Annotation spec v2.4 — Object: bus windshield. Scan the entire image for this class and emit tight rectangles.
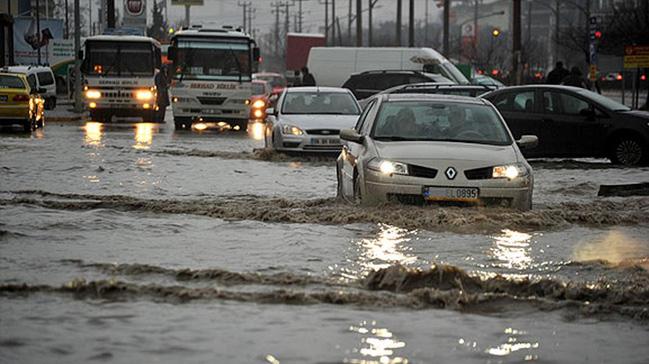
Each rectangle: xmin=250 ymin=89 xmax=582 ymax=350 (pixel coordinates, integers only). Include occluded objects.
xmin=86 ymin=41 xmax=154 ymax=77
xmin=174 ymin=38 xmax=251 ymax=81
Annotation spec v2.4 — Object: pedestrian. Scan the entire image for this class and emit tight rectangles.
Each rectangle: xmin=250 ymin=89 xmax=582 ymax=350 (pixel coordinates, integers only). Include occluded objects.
xmin=154 ymin=65 xmax=170 ymax=122
xmin=561 ymin=66 xmax=588 ymax=89
xmin=301 ymin=66 xmax=316 ymax=86
xmin=545 ymin=61 xmax=570 ymax=84
xmin=292 ymin=70 xmax=302 ymax=86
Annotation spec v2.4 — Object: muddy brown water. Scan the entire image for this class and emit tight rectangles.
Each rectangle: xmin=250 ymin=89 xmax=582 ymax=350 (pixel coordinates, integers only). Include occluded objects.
xmin=1 ymin=119 xmax=649 ymax=363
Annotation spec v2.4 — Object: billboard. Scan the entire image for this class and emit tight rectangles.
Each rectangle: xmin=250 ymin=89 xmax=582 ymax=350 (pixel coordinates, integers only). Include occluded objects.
xmin=13 ymin=17 xmax=72 ymax=66
xmin=123 ymin=0 xmax=147 ymax=32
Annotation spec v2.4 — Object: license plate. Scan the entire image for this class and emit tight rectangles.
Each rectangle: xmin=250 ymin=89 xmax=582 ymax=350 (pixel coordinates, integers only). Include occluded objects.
xmin=423 ymin=186 xmax=480 ymax=202
xmin=0 ymin=95 xmax=7 ymax=102
xmin=312 ymin=137 xmax=340 ymax=145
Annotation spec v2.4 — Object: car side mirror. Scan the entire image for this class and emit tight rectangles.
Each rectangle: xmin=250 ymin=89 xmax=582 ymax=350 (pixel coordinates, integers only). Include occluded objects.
xmin=266 ymin=107 xmax=276 ymax=116
xmin=340 ymin=128 xmax=364 ymax=144
xmin=516 ymin=135 xmax=538 ymax=150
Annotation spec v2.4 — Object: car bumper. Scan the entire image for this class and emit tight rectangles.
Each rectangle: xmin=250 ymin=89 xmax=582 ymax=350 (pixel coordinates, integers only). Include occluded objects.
xmin=0 ymin=106 xmax=30 ymax=124
xmin=363 ymin=170 xmax=533 ymax=210
xmin=275 ymin=134 xmax=343 ymax=153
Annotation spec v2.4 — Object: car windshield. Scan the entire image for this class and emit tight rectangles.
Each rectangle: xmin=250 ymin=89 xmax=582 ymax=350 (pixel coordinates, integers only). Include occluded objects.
xmin=174 ymin=38 xmax=251 ymax=81
xmin=256 ymin=75 xmax=286 ymax=88
xmin=86 ymin=41 xmax=154 ymax=76
xmin=0 ymin=75 xmax=26 ymax=89
xmin=575 ymin=89 xmax=631 ymax=111
xmin=282 ymin=92 xmax=360 ymax=115
xmin=372 ymin=101 xmax=512 ymax=145
xmin=252 ymin=83 xmax=266 ymax=95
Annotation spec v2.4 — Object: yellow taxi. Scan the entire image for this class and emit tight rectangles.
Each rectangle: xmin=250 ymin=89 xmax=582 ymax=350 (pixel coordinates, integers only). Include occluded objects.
xmin=0 ymin=71 xmax=45 ymax=132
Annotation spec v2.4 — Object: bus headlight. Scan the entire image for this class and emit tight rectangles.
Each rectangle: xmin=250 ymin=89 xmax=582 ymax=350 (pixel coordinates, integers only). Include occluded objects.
xmin=135 ymin=89 xmax=154 ymax=101
xmin=85 ymin=89 xmax=101 ymax=99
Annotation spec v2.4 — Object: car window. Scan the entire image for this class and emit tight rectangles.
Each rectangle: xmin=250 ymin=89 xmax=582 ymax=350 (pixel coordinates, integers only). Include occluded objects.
xmin=558 ymin=92 xmax=590 ymax=115
xmin=355 ymin=99 xmax=376 ymax=132
xmin=26 ymin=74 xmax=37 ymax=90
xmin=493 ymin=91 xmax=535 ymax=112
xmin=0 ymin=75 xmax=26 ymax=89
xmin=360 ymin=100 xmax=380 ymax=135
xmin=542 ymin=91 xmax=559 ymax=113
xmin=37 ymin=71 xmax=54 ymax=86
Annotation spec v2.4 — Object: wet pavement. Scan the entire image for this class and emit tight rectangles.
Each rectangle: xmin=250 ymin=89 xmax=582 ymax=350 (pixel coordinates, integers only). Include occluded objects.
xmin=1 ymin=113 xmax=649 ymax=363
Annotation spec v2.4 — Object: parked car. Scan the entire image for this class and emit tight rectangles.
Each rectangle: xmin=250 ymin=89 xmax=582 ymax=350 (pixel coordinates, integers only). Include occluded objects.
xmin=482 ymin=85 xmax=649 ymax=165
xmin=342 ymin=70 xmax=453 ymax=100
xmin=265 ymin=87 xmax=361 ymax=153
xmin=471 ymin=74 xmax=505 ymax=88
xmin=307 ymin=47 xmax=470 ymax=87
xmin=336 ymin=94 xmax=537 ymax=210
xmin=0 ymin=71 xmax=45 ymax=132
xmin=358 ymin=83 xmax=494 ymax=108
xmin=5 ymin=65 xmax=57 ymax=109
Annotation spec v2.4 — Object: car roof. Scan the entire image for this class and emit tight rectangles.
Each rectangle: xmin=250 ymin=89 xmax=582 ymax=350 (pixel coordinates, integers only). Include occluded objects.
xmin=384 ymin=93 xmax=488 ymax=105
xmin=0 ymin=71 xmax=27 ymax=78
xmin=286 ymin=86 xmax=352 ymax=93
xmin=351 ymin=69 xmax=425 ymax=77
xmin=486 ymin=84 xmax=586 ymax=92
xmin=4 ymin=65 xmax=52 ymax=73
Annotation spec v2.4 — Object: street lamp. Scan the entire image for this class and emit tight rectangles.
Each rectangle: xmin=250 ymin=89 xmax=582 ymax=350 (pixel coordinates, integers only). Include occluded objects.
xmin=458 ymin=10 xmax=505 ymax=61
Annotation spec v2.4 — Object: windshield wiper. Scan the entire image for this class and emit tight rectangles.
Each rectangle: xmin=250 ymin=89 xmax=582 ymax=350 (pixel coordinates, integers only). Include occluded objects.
xmin=178 ymin=47 xmax=195 ymax=83
xmin=373 ymin=136 xmax=417 ymax=141
xmin=227 ymin=47 xmax=243 ymax=84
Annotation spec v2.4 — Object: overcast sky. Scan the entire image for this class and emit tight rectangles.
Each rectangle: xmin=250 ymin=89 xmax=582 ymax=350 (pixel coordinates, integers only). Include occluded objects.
xmin=158 ymin=0 xmax=444 ymax=33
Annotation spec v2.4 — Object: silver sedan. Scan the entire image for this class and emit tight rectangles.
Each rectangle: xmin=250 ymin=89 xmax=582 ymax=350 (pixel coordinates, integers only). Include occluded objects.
xmin=336 ymin=94 xmax=538 ymax=210
xmin=265 ymin=87 xmax=361 ymax=153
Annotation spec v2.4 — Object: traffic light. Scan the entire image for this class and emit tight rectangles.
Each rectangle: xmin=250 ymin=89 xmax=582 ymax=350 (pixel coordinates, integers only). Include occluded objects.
xmin=594 ymin=30 xmax=602 ymax=39
xmin=491 ymin=28 xmax=501 ymax=37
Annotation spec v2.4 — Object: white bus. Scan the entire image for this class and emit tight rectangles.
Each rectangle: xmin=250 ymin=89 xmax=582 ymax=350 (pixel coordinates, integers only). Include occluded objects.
xmin=81 ymin=35 xmax=162 ymax=122
xmin=168 ymin=26 xmax=260 ymax=129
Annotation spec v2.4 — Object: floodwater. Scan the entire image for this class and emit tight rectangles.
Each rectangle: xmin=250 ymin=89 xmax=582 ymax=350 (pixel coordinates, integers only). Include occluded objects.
xmin=1 ymin=116 xmax=648 ymax=363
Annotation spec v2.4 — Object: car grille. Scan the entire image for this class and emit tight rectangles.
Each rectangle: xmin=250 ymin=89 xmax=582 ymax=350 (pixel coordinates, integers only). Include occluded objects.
xmin=197 ymin=97 xmax=227 ymax=105
xmin=464 ymin=166 xmax=492 ymax=180
xmin=102 ymin=90 xmax=135 ymax=98
xmin=302 ymin=144 xmax=342 ymax=151
xmin=408 ymin=164 xmax=438 ymax=179
xmin=306 ymin=129 xmax=340 ymax=135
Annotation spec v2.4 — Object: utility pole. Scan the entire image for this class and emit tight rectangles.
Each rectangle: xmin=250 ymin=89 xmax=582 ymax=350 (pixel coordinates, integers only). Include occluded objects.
xmin=331 ymin=0 xmax=336 ymax=45
xmin=408 ymin=0 xmax=414 ymax=47
xmin=36 ymin=0 xmax=41 ymax=64
xmin=554 ymin=0 xmax=560 ymax=65
xmin=88 ymin=0 xmax=92 ymax=35
xmin=348 ymin=0 xmax=352 ymax=45
xmin=185 ymin=5 xmax=190 ymax=27
xmin=424 ymin=0 xmax=429 ymax=45
xmin=396 ymin=0 xmax=402 ymax=46
xmin=74 ymin=0 xmax=82 ymax=113
xmin=238 ymin=2 xmax=250 ymax=32
xmin=248 ymin=7 xmax=256 ymax=34
xmin=271 ymin=2 xmax=282 ymax=56
xmin=473 ymin=0 xmax=478 ymax=59
xmin=285 ymin=2 xmax=292 ymax=38
xmin=321 ymin=0 xmax=329 ymax=44
xmin=513 ymin=0 xmax=522 ymax=85
xmin=296 ymin=0 xmax=305 ymax=33
xmin=356 ymin=0 xmax=362 ymax=46
xmin=65 ymin=0 xmax=69 ymax=38
xmin=443 ymin=0 xmax=449 ymax=57
xmin=368 ymin=0 xmax=378 ymax=47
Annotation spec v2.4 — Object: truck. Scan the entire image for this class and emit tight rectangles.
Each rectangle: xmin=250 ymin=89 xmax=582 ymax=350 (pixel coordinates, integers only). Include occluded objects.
xmin=306 ymin=47 xmax=470 ymax=87
xmin=167 ymin=26 xmax=260 ymax=130
xmin=81 ymin=35 xmax=162 ymax=122
xmin=286 ymin=32 xmax=326 ymax=73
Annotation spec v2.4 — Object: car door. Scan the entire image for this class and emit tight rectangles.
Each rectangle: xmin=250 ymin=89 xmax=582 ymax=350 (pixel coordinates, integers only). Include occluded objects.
xmin=489 ymin=89 xmax=545 ymax=156
xmin=544 ymin=89 xmax=608 ymax=157
xmin=341 ymin=98 xmax=378 ymax=198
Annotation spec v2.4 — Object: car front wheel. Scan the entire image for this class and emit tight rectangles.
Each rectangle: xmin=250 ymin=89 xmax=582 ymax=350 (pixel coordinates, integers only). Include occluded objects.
xmin=610 ymin=136 xmax=647 ymax=166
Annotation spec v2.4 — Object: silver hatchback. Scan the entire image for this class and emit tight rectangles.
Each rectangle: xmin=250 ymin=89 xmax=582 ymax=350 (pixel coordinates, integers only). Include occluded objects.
xmin=336 ymin=94 xmax=538 ymax=210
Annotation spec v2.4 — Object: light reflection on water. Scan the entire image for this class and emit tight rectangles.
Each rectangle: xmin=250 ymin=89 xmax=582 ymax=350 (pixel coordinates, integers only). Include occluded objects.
xmin=458 ymin=327 xmax=540 ymax=361
xmin=248 ymin=121 xmax=265 ymax=141
xmin=83 ymin=122 xmax=103 ymax=147
xmin=340 ymin=224 xmax=418 ymax=280
xmin=489 ymin=229 xmax=533 ymax=270
xmin=346 ymin=321 xmax=409 ymax=364
xmin=133 ymin=123 xmax=157 ymax=150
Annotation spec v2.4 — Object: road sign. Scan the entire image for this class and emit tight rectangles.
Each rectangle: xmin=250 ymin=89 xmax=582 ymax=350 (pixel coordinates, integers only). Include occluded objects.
xmin=624 ymin=45 xmax=649 ymax=69
xmin=171 ymin=0 xmax=204 ymax=5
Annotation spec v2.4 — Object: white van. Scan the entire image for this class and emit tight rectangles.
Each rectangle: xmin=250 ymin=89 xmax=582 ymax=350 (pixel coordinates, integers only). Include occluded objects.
xmin=306 ymin=47 xmax=469 ymax=87
xmin=6 ymin=66 xmax=57 ymax=109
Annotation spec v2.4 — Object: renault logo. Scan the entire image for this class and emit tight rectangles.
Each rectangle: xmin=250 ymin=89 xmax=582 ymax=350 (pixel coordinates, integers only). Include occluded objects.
xmin=445 ymin=167 xmax=457 ymax=180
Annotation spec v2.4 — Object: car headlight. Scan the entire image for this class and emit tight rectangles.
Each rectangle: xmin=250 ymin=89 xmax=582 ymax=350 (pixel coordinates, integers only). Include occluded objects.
xmin=281 ymin=124 xmax=305 ymax=136
xmin=492 ymin=163 xmax=528 ymax=179
xmin=135 ymin=89 xmax=154 ymax=101
xmin=367 ymin=158 xmax=409 ymax=176
xmin=85 ymin=89 xmax=101 ymax=99
xmin=251 ymin=99 xmax=266 ymax=109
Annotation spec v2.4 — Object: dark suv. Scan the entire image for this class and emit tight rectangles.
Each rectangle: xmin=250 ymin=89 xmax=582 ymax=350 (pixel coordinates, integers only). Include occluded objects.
xmin=342 ymin=70 xmax=453 ymax=100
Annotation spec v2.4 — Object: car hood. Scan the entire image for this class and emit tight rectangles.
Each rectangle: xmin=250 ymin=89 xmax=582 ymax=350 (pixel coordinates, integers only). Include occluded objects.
xmin=278 ymin=114 xmax=360 ymax=130
xmin=374 ymin=141 xmax=520 ymax=167
xmin=619 ymin=110 xmax=649 ymax=120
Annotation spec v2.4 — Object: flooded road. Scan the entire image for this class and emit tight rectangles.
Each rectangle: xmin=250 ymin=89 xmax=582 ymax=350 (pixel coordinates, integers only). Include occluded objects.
xmin=1 ymin=118 xmax=649 ymax=363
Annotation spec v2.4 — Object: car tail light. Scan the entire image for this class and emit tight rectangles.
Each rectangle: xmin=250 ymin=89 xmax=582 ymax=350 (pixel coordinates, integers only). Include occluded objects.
xmin=13 ymin=94 xmax=30 ymax=102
